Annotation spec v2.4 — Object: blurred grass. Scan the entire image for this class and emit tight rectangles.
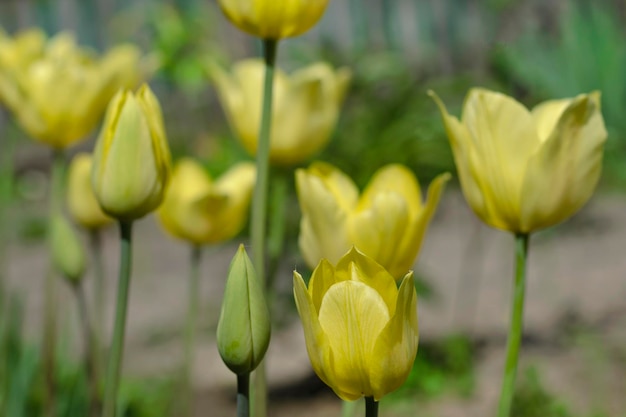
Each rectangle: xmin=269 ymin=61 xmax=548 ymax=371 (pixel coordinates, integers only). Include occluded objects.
xmin=0 ymin=290 xmax=176 ymax=417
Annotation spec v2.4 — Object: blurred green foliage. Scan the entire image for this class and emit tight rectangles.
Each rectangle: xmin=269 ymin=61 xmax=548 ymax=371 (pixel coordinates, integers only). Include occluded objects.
xmin=511 ymin=368 xmax=572 ymax=417
xmin=494 ymin=1 xmax=626 ymax=187
xmin=511 ymin=367 xmax=609 ymax=417
xmin=0 ymin=292 xmax=175 ymax=417
xmin=388 ymin=334 xmax=476 ymax=401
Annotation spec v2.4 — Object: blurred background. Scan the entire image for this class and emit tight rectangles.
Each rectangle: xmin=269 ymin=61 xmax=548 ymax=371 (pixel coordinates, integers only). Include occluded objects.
xmin=2 ymin=0 xmax=626 ymax=416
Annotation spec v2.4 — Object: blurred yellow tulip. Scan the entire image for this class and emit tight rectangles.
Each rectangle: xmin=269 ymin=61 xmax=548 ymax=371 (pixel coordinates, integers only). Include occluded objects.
xmin=293 ymin=247 xmax=418 ymax=401
xmin=210 ymin=59 xmax=351 ymax=165
xmin=157 ymin=158 xmax=256 ymax=245
xmin=67 ymin=153 xmax=112 ymax=230
xmin=296 ymin=162 xmax=449 ymax=279
xmin=91 ymin=85 xmax=171 ymax=221
xmin=430 ymin=88 xmax=607 ymax=233
xmin=0 ymin=30 xmax=152 ymax=149
xmin=218 ymin=0 xmax=330 ymax=40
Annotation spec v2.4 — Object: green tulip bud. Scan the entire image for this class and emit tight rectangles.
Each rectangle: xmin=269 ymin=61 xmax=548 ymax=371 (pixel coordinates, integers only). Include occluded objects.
xmin=217 ymin=244 xmax=271 ymax=375
xmin=50 ymin=214 xmax=86 ymax=284
xmin=91 ymin=84 xmax=171 ymax=220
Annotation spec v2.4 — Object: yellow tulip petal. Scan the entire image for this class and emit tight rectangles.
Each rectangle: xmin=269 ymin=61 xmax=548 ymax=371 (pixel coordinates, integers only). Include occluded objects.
xmin=318 ymin=280 xmax=390 ymax=400
xmin=335 ymin=248 xmax=398 ymax=314
xmin=67 ymin=153 xmax=112 ymax=230
xmin=429 ymin=91 xmax=494 ymax=227
xmin=296 ymin=163 xmax=357 ymax=267
xmin=307 ymin=162 xmax=359 ymax=209
xmin=531 ymin=97 xmax=574 ymax=142
xmin=293 ymin=271 xmax=336 ymax=390
xmin=370 ymin=273 xmax=418 ymax=400
xmin=360 ymin=165 xmax=422 ymax=212
xmin=219 ymin=0 xmax=330 ymax=39
xmin=461 ymin=88 xmax=541 ymax=228
xmin=395 ymin=172 xmax=450 ymax=274
xmin=349 ymin=191 xmax=409 ymax=277
xmin=308 ymin=259 xmax=338 ymax=312
xmin=520 ymin=92 xmax=607 ymax=232
xmin=157 ymin=158 xmax=213 ymax=243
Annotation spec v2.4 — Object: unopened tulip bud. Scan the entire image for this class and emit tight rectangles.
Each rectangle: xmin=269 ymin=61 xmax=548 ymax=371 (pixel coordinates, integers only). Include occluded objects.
xmin=50 ymin=214 xmax=86 ymax=284
xmin=217 ymin=244 xmax=271 ymax=375
xmin=91 ymin=84 xmax=171 ymax=220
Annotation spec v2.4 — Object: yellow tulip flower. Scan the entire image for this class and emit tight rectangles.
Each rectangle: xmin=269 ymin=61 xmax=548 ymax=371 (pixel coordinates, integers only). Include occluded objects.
xmin=293 ymin=247 xmax=418 ymax=401
xmin=91 ymin=85 xmax=171 ymax=221
xmin=67 ymin=153 xmax=112 ymax=230
xmin=157 ymin=158 xmax=256 ymax=245
xmin=430 ymin=88 xmax=607 ymax=233
xmin=296 ymin=162 xmax=449 ymax=279
xmin=218 ymin=0 xmax=330 ymax=40
xmin=0 ymin=30 xmax=150 ymax=149
xmin=210 ymin=59 xmax=351 ymax=165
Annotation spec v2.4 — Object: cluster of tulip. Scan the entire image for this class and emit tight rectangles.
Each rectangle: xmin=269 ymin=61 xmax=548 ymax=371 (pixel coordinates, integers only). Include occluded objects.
xmin=0 ymin=1 xmax=608 ymax=417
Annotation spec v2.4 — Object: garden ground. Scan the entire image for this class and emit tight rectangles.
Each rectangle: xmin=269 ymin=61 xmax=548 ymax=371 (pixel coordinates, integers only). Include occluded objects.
xmin=7 ymin=189 xmax=626 ymax=417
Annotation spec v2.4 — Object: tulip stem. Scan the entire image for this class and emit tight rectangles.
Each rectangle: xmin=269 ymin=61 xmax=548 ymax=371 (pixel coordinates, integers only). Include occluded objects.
xmin=89 ymin=230 xmax=106 ymax=378
xmin=237 ymin=373 xmax=250 ymax=417
xmin=182 ymin=245 xmax=202 ymax=417
xmin=72 ymin=282 xmax=100 ymax=417
xmin=249 ymin=38 xmax=278 ymax=417
xmin=0 ymin=127 xmax=15 ymax=295
xmin=364 ymin=397 xmax=378 ymax=417
xmin=497 ymin=232 xmax=530 ymax=417
xmin=341 ymin=400 xmax=358 ymax=417
xmin=103 ymin=220 xmax=134 ymax=417
xmin=266 ymin=170 xmax=288 ymax=293
xmin=44 ymin=148 xmax=66 ymax=417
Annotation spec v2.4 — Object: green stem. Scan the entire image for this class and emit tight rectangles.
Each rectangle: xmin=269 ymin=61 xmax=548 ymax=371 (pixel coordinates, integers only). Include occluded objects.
xmin=44 ymin=149 xmax=66 ymax=417
xmin=249 ymin=38 xmax=278 ymax=417
xmin=497 ymin=233 xmax=530 ymax=417
xmin=266 ymin=170 xmax=288 ymax=294
xmin=102 ymin=221 xmax=134 ymax=417
xmin=364 ymin=397 xmax=378 ymax=417
xmin=89 ymin=230 xmax=106 ymax=380
xmin=73 ymin=283 xmax=100 ymax=417
xmin=341 ymin=400 xmax=358 ymax=417
xmin=0 ymin=128 xmax=16 ymax=295
xmin=237 ymin=373 xmax=250 ymax=417
xmin=182 ymin=245 xmax=202 ymax=417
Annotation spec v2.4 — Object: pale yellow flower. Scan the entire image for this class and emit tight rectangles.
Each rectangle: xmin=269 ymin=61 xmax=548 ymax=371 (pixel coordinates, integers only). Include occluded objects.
xmin=296 ymin=162 xmax=449 ymax=278
xmin=218 ymin=0 xmax=330 ymax=39
xmin=91 ymin=85 xmax=171 ymax=220
xmin=430 ymin=88 xmax=607 ymax=233
xmin=0 ymin=30 xmax=150 ymax=149
xmin=66 ymin=153 xmax=112 ymax=230
xmin=293 ymin=248 xmax=418 ymax=401
xmin=157 ymin=158 xmax=256 ymax=245
xmin=210 ymin=59 xmax=351 ymax=165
